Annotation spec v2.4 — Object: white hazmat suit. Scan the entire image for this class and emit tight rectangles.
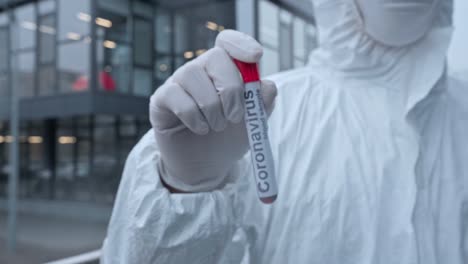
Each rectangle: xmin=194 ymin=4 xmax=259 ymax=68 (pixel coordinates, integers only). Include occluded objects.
xmin=102 ymin=0 xmax=468 ymax=263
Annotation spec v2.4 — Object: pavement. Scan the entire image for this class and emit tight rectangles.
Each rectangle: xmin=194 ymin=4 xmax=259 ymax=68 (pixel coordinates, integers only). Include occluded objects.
xmin=0 ymin=211 xmax=108 ymax=264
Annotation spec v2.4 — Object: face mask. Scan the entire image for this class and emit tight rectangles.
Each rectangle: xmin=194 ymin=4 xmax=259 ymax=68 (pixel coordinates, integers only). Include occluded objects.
xmin=354 ymin=0 xmax=440 ymax=46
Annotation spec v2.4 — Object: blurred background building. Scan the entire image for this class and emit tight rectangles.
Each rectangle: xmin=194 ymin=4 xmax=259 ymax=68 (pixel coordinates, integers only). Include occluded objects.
xmin=0 ymin=0 xmax=316 ymax=262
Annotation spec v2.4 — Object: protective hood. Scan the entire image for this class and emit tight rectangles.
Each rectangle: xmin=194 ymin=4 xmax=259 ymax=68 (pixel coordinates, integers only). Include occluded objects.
xmin=309 ymin=0 xmax=453 ymax=114
xmin=355 ymin=0 xmax=442 ymax=47
xmin=310 ymin=0 xmax=453 ymax=49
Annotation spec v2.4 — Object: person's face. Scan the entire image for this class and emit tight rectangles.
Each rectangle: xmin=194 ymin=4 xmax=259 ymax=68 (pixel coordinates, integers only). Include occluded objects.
xmin=355 ymin=0 xmax=440 ymax=46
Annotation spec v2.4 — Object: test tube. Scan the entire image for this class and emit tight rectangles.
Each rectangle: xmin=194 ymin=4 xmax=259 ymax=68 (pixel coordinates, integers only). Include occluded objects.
xmin=233 ymin=59 xmax=278 ymax=204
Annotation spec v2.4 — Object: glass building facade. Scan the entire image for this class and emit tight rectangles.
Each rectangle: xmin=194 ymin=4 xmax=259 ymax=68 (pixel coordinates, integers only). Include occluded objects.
xmin=0 ymin=0 xmax=315 ymax=207
xmin=0 ymin=0 xmax=315 ymax=262
xmin=258 ymin=0 xmax=316 ymax=75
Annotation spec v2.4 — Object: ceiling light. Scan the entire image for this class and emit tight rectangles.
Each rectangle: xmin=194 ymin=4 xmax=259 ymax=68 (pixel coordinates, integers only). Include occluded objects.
xmin=77 ymin=12 xmax=91 ymax=22
xmin=28 ymin=136 xmax=43 ymax=144
xmin=159 ymin=64 xmax=168 ymax=72
xmin=205 ymin=21 xmax=218 ymax=31
xmin=103 ymin=40 xmax=116 ymax=49
xmin=20 ymin=21 xmax=36 ymax=31
xmin=67 ymin=32 xmax=81 ymax=40
xmin=58 ymin=136 xmax=77 ymax=144
xmin=184 ymin=51 xmax=194 ymax=59
xmin=39 ymin=25 xmax=56 ymax=35
xmin=95 ymin=17 xmax=112 ymax=28
xmin=196 ymin=49 xmax=206 ymax=56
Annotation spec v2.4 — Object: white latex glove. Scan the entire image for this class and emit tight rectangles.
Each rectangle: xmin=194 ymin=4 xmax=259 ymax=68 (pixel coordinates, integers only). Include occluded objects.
xmin=149 ymin=30 xmax=277 ymax=193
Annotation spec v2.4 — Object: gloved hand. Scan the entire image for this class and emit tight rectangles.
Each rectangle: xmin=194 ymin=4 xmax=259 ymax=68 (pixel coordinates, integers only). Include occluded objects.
xmin=149 ymin=30 xmax=277 ymax=193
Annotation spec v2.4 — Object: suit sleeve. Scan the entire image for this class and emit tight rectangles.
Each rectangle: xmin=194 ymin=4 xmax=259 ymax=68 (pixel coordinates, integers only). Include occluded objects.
xmin=101 ymin=130 xmax=260 ymax=264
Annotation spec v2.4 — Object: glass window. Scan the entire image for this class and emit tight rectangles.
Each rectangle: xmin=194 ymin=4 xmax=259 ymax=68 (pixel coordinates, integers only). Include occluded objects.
xmin=98 ymin=0 xmax=129 ymax=16
xmin=27 ymin=125 xmax=45 ymax=190
xmin=175 ymin=56 xmax=185 ymax=70
xmin=38 ymin=65 xmax=55 ymax=95
xmin=174 ymin=15 xmax=188 ymax=54
xmin=0 ymin=74 xmax=7 ymax=96
xmin=293 ymin=18 xmax=306 ymax=60
xmin=97 ymin=40 xmax=131 ymax=93
xmin=154 ymin=8 xmax=172 ymax=86
xmin=17 ymin=52 xmax=36 ymax=97
xmin=74 ymin=138 xmax=91 ymax=201
xmin=134 ymin=1 xmax=153 ymax=19
xmin=172 ymin=1 xmax=235 ymax=59
xmin=154 ymin=9 xmax=171 ymax=54
xmin=58 ymin=41 xmax=90 ymax=93
xmin=93 ymin=115 xmax=118 ymax=203
xmin=76 ymin=116 xmax=91 ymax=138
xmin=134 ymin=18 xmax=152 ymax=66
xmin=0 ymin=26 xmax=8 ymax=73
xmin=0 ymin=121 xmax=8 ymax=197
xmin=279 ymin=25 xmax=293 ymax=70
xmin=39 ymin=14 xmax=56 ymax=64
xmin=137 ymin=116 xmax=151 ymax=138
xmin=259 ymin=0 xmax=279 ymax=48
xmin=261 ymin=47 xmax=279 ymax=76
xmin=96 ymin=9 xmax=130 ymax=43
xmin=15 ymin=4 xmax=36 ymax=50
xmin=187 ymin=2 xmax=233 ymax=51
xmin=56 ymin=119 xmax=76 ymax=200
xmin=160 ymin=1 xmax=235 ymax=73
xmin=305 ymin=25 xmax=317 ymax=57
xmin=155 ymin=55 xmax=171 ymax=86
xmin=279 ymin=10 xmax=293 ymax=71
xmin=0 ymin=12 xmax=8 ymax=26
xmin=279 ymin=9 xmax=293 ymax=24
xmin=95 ymin=115 xmax=115 ymax=124
xmin=39 ymin=0 xmax=55 ymax=14
xmin=119 ymin=116 xmax=137 ymax=137
xmin=38 ymin=10 xmax=56 ymax=96
xmin=133 ymin=68 xmax=152 ymax=96
xmin=58 ymin=0 xmax=90 ymax=41
xmin=95 ymin=8 xmax=131 ymax=93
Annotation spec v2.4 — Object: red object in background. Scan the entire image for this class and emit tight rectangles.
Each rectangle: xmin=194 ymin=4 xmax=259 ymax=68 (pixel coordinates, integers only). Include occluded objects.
xmin=72 ymin=71 xmax=116 ymax=92
xmin=100 ymin=71 xmax=116 ymax=91
xmin=72 ymin=75 xmax=89 ymax=91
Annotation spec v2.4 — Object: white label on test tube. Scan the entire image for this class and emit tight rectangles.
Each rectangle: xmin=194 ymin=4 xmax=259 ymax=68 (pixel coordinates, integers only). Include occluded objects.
xmin=232 ymin=59 xmax=278 ymax=204
xmin=244 ymin=81 xmax=278 ymax=203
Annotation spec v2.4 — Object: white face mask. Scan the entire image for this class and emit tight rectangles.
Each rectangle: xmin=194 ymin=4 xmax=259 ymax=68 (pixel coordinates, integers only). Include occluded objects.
xmin=354 ymin=0 xmax=440 ymax=46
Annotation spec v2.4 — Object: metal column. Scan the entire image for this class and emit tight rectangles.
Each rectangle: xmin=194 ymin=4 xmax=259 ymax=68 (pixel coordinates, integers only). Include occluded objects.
xmin=235 ymin=0 xmax=258 ymax=38
xmin=7 ymin=4 xmax=19 ymax=252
